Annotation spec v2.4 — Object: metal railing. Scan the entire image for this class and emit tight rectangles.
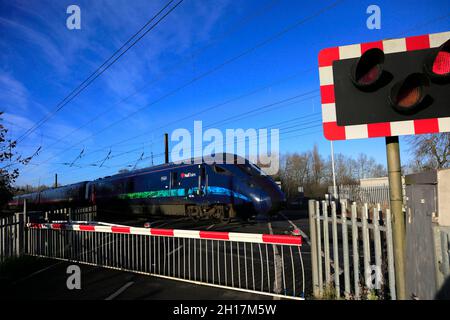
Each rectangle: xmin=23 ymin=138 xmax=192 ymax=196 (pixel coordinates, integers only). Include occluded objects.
xmin=43 ymin=206 xmax=97 ymax=222
xmin=26 ymin=222 xmax=305 ymax=299
xmin=328 ymin=185 xmax=391 ymax=205
xmin=308 ymin=200 xmax=396 ymax=300
xmin=0 ymin=215 xmax=21 ymax=263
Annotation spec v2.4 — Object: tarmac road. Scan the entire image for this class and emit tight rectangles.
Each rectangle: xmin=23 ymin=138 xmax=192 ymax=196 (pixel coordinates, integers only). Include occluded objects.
xmin=2 ymin=257 xmax=271 ymax=300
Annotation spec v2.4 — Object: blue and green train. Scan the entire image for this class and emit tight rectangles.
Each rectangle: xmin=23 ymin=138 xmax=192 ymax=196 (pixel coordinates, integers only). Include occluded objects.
xmin=9 ymin=154 xmax=285 ymax=220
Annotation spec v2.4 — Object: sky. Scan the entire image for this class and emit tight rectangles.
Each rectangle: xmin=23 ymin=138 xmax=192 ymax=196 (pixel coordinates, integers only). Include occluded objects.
xmin=0 ymin=0 xmax=449 ymax=187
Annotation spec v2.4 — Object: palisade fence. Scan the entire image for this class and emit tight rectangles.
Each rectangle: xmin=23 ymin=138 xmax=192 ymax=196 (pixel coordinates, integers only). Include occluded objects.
xmin=1 ymin=206 xmax=96 ymax=263
xmin=43 ymin=206 xmax=97 ymax=223
xmin=308 ymin=200 xmax=396 ymax=300
xmin=2 ymin=204 xmax=305 ymax=300
xmin=0 ymin=215 xmax=22 ymax=263
xmin=327 ymin=185 xmax=391 ymax=205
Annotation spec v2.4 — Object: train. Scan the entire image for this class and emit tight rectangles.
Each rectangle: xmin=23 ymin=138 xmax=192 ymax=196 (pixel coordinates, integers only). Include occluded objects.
xmin=8 ymin=154 xmax=286 ymax=220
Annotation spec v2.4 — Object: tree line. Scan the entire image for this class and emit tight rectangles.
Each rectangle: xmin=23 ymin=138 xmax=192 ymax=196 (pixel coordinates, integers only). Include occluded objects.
xmin=272 ymin=145 xmax=387 ymax=199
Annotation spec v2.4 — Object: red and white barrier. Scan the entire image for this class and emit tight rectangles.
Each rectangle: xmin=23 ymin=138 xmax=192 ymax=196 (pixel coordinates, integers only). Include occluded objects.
xmin=27 ymin=222 xmax=302 ymax=246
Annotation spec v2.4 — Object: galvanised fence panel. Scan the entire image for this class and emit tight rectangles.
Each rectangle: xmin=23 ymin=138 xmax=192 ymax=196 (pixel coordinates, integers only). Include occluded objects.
xmin=26 ymin=222 xmax=305 ymax=300
xmin=308 ymin=200 xmax=396 ymax=300
xmin=0 ymin=215 xmax=21 ymax=263
xmin=328 ymin=185 xmax=391 ymax=205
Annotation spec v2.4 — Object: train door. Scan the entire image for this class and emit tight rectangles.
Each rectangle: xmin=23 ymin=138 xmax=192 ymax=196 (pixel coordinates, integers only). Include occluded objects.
xmin=198 ymin=164 xmax=207 ymax=196
xmin=170 ymin=171 xmax=180 ymax=200
xmin=90 ymin=184 xmax=96 ymax=205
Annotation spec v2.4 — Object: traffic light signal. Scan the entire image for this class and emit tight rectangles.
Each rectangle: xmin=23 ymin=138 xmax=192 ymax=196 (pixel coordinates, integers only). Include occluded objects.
xmin=318 ymin=31 xmax=450 ymax=140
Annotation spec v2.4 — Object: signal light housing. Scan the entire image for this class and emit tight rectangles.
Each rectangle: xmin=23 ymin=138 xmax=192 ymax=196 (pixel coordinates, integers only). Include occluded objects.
xmin=318 ymin=31 xmax=450 ymax=141
xmin=424 ymin=38 xmax=450 ymax=82
xmin=389 ymin=73 xmax=429 ymax=114
xmin=350 ymin=48 xmax=385 ymax=90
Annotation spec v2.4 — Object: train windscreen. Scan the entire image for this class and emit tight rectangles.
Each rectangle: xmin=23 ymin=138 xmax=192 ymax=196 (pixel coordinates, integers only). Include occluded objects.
xmin=237 ymin=163 xmax=266 ymax=176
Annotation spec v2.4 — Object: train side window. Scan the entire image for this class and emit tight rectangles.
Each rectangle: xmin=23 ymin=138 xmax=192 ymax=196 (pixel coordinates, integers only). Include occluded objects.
xmin=126 ymin=179 xmax=134 ymax=193
xmin=213 ymin=165 xmax=230 ymax=175
xmin=237 ymin=164 xmax=252 ymax=176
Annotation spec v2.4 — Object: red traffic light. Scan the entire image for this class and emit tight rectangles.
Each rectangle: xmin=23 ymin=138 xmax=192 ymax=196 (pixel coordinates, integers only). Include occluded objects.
xmin=389 ymin=73 xmax=429 ymax=113
xmin=351 ymin=48 xmax=385 ymax=89
xmin=424 ymin=38 xmax=450 ymax=81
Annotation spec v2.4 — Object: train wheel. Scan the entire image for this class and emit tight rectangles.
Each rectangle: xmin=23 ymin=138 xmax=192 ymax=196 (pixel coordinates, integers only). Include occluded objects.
xmin=186 ymin=205 xmax=201 ymax=221
xmin=210 ymin=205 xmax=224 ymax=221
xmin=221 ymin=205 xmax=235 ymax=223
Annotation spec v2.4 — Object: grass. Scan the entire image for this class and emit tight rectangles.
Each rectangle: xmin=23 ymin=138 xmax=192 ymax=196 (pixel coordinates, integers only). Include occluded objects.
xmin=313 ymin=283 xmax=340 ymax=300
xmin=312 ymin=282 xmax=384 ymax=300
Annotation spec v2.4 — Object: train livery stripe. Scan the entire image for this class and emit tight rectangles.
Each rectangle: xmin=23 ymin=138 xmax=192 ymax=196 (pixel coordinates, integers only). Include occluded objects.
xmin=26 ymin=223 xmax=302 ymax=246
xmin=117 ymin=186 xmax=250 ymax=201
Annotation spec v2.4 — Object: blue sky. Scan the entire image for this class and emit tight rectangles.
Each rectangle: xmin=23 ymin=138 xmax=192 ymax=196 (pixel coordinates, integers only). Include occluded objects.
xmin=1 ymin=0 xmax=449 ymax=186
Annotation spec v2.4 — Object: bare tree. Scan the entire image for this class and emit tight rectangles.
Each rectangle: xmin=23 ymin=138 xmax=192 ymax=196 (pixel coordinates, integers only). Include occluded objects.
xmin=332 ymin=153 xmax=358 ymax=185
xmin=14 ymin=184 xmax=50 ymax=195
xmin=355 ymin=153 xmax=387 ymax=179
xmin=0 ymin=112 xmax=35 ymax=207
xmin=279 ymin=152 xmax=311 ymax=198
xmin=308 ymin=144 xmax=328 ymax=197
xmin=277 ymin=147 xmax=386 ymax=200
xmin=407 ymin=133 xmax=450 ymax=171
xmin=310 ymin=144 xmax=325 ymax=185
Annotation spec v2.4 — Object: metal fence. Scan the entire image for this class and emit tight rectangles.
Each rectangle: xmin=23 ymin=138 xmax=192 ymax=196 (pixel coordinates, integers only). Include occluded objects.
xmin=25 ymin=222 xmax=305 ymax=299
xmin=308 ymin=200 xmax=396 ymax=300
xmin=328 ymin=185 xmax=390 ymax=205
xmin=0 ymin=215 xmax=22 ymax=263
xmin=43 ymin=206 xmax=97 ymax=222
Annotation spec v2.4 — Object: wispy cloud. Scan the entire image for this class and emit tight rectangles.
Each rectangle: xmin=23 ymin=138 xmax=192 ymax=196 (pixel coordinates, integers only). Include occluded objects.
xmin=0 ymin=16 xmax=70 ymax=74
xmin=3 ymin=112 xmax=35 ymax=129
xmin=0 ymin=73 xmax=29 ymax=111
xmin=1 ymin=0 xmax=233 ymax=185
